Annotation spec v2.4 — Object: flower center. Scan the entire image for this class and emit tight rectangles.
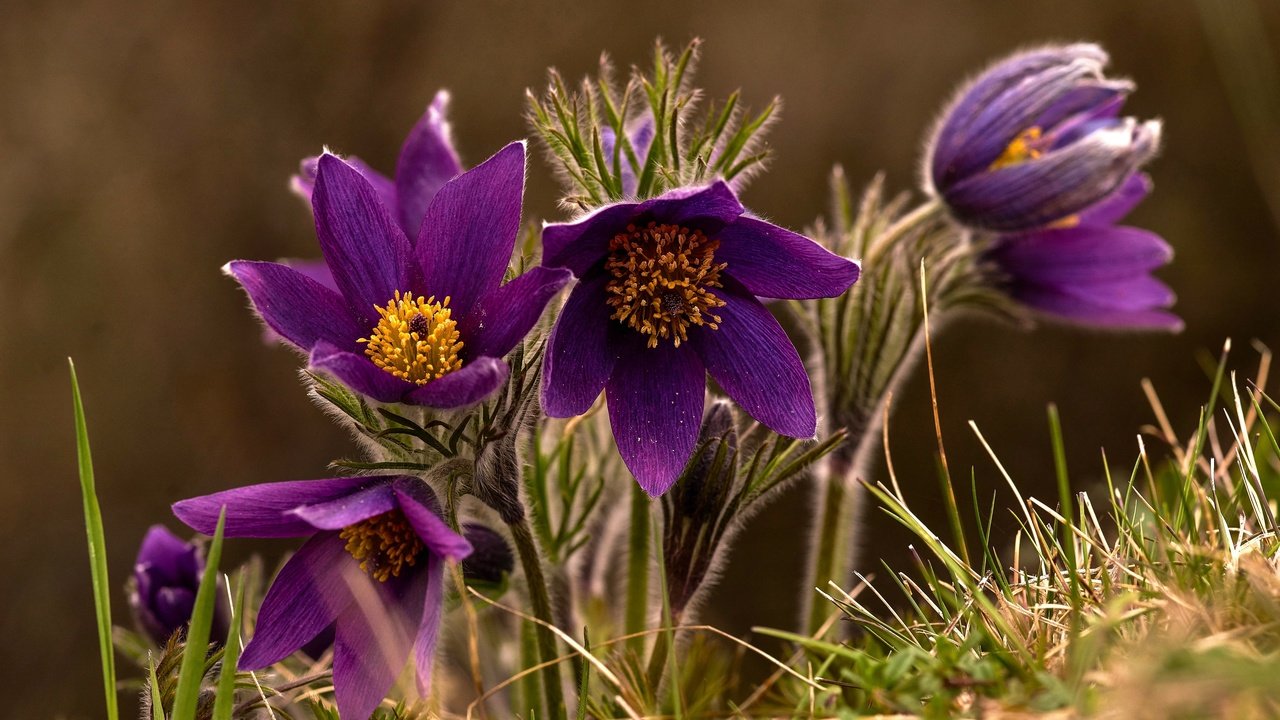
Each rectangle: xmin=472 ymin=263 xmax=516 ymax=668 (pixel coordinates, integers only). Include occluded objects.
xmin=604 ymin=222 xmax=728 ymax=348
xmin=339 ymin=510 xmax=425 ymax=582
xmin=360 ymin=291 xmax=463 ymax=385
xmin=989 ymin=127 xmax=1044 ymax=170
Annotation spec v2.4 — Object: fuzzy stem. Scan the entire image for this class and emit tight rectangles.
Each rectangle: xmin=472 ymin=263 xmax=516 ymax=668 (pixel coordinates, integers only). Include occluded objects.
xmin=508 ymin=516 xmax=565 ymax=715
xmin=624 ymin=482 xmax=651 ymax=657
xmin=798 ymin=199 xmax=950 ymax=637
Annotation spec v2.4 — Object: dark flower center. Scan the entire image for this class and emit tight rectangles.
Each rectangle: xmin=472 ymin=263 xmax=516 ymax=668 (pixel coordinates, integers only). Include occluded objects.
xmin=358 ymin=290 xmax=464 ymax=385
xmin=339 ymin=509 xmax=425 ymax=582
xmin=604 ymin=222 xmax=728 ymax=348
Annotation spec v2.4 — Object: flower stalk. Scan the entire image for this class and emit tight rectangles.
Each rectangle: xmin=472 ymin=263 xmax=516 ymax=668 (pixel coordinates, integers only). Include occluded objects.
xmin=507 ymin=514 xmax=566 ymax=716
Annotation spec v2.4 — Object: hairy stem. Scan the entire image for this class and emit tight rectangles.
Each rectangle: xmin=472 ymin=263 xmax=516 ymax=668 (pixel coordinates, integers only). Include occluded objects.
xmin=508 ymin=516 xmax=566 ymax=715
xmin=624 ymin=482 xmax=651 ymax=657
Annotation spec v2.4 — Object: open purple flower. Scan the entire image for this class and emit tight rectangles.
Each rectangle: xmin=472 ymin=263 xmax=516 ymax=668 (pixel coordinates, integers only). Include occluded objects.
xmin=540 ymin=181 xmax=860 ymax=495
xmin=926 ymin=43 xmax=1161 ymax=232
xmin=129 ymin=525 xmax=228 ymax=645
xmin=987 ymin=173 xmax=1181 ymax=331
xmin=173 ymin=475 xmax=471 ymax=720
xmin=226 ymin=141 xmax=572 ymax=407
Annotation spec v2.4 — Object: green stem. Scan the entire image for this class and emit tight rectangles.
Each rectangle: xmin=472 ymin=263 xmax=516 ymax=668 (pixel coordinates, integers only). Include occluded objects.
xmin=508 ymin=516 xmax=566 ymax=716
xmin=624 ymin=482 xmax=651 ymax=656
xmin=800 ymin=452 xmax=857 ymax=637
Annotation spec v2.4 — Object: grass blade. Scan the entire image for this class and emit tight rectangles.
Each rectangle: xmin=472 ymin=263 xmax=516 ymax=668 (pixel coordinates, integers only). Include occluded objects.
xmin=171 ymin=506 xmax=227 ymax=720
xmin=211 ymin=576 xmax=245 ymax=720
xmin=70 ymin=358 xmax=119 ymax=720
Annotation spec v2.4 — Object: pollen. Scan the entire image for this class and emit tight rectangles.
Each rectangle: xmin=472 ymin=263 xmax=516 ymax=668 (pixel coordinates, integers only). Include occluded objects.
xmin=339 ymin=510 xmax=425 ymax=583
xmin=989 ymin=126 xmax=1044 ymax=170
xmin=604 ymin=222 xmax=728 ymax=349
xmin=359 ymin=291 xmax=464 ymax=385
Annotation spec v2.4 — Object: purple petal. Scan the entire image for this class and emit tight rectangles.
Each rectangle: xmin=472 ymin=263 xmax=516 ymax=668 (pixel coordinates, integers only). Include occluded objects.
xmin=291 ymin=155 xmax=396 ymax=216
xmin=542 ymin=182 xmax=746 ymax=277
xmin=393 ymin=479 xmax=473 ymax=560
xmin=173 ymin=477 xmax=379 ymax=538
xmin=1054 ymin=275 xmax=1175 ymax=311
xmin=415 ymin=141 xmax=525 ymax=316
xmin=239 ymin=533 xmax=356 ymax=669
xmin=312 ymin=154 xmax=413 ymax=326
xmin=643 ymin=181 xmax=746 ymax=229
xmin=290 ymin=481 xmax=398 ymax=530
xmin=715 ymin=217 xmax=860 ymax=299
xmin=692 ymin=281 xmax=816 ymax=438
xmin=332 ymin=563 xmax=427 ymax=720
xmin=135 ymin=525 xmax=195 ymax=580
xmin=276 ymin=258 xmax=339 ymax=292
xmin=944 ymin=119 xmax=1162 ymax=231
xmin=458 ymin=266 xmax=573 ymax=360
xmin=993 ymin=225 xmax=1172 ymax=285
xmin=309 ymin=341 xmax=415 ymax=404
xmin=412 ymin=554 xmax=447 ymax=696
xmin=541 ymin=276 xmax=619 ymax=417
xmin=395 ymin=90 xmax=464 ymax=239
xmin=606 ymin=340 xmax=706 ymax=496
xmin=225 ymin=260 xmax=363 ymax=353
xmin=1016 ymin=286 xmax=1183 ymax=331
xmin=403 ymin=356 xmax=508 ymax=408
xmin=1076 ymin=172 xmax=1151 ymax=226
xmin=542 ymin=202 xmax=643 ymax=276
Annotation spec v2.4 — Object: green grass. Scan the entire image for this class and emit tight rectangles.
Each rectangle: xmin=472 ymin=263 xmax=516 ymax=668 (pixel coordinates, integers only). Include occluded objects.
xmin=70 ymin=358 xmax=119 ymax=720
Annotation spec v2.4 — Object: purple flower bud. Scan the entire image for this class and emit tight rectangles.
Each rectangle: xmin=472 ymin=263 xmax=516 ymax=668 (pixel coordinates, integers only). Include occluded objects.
xmin=460 ymin=523 xmax=514 ymax=588
xmin=128 ymin=525 xmax=228 ymax=645
xmin=926 ymin=44 xmax=1161 ymax=232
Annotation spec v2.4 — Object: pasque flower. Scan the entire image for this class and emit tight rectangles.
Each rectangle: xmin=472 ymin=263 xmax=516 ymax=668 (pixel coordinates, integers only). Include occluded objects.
xmin=173 ymin=475 xmax=471 ymax=720
xmin=129 ymin=525 xmax=228 ymax=645
xmin=926 ymin=43 xmax=1161 ymax=232
xmin=540 ymin=181 xmax=860 ymax=495
xmin=226 ymin=140 xmax=571 ymax=407
xmin=987 ymin=172 xmax=1181 ymax=331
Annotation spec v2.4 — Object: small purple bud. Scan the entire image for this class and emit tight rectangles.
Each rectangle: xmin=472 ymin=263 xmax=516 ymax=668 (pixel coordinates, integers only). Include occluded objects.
xmin=460 ymin=523 xmax=515 ymax=589
xmin=925 ymin=43 xmax=1162 ymax=232
xmin=128 ymin=525 xmax=229 ymax=645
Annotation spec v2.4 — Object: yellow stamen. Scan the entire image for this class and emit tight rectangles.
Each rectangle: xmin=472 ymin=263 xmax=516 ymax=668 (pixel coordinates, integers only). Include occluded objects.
xmin=989 ymin=127 xmax=1044 ymax=170
xmin=339 ymin=510 xmax=425 ymax=583
xmin=604 ymin=222 xmax=728 ymax=349
xmin=359 ymin=291 xmax=463 ymax=384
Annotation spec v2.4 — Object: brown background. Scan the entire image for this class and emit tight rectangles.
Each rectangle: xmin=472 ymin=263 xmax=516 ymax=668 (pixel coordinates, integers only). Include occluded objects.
xmin=2 ymin=1 xmax=1278 ymax=716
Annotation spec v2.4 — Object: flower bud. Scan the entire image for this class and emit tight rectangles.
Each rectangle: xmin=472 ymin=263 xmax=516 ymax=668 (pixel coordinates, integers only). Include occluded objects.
xmin=128 ymin=525 xmax=228 ymax=645
xmin=926 ymin=44 xmax=1161 ymax=232
xmin=460 ymin=523 xmax=515 ymax=590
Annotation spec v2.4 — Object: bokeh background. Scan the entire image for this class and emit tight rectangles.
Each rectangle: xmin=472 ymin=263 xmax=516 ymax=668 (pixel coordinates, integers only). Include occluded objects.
xmin=3 ymin=1 xmax=1278 ymax=716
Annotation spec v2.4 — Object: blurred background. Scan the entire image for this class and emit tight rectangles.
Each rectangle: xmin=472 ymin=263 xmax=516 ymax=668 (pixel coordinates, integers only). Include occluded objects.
xmin=2 ymin=1 xmax=1278 ymax=715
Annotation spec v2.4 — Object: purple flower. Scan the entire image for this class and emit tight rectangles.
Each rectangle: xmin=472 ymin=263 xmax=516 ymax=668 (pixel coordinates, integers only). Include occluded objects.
xmin=987 ymin=173 xmax=1181 ymax=331
xmin=129 ymin=525 xmax=228 ymax=645
xmin=540 ymin=181 xmax=860 ymax=495
xmin=226 ymin=140 xmax=572 ymax=407
xmin=926 ymin=43 xmax=1161 ymax=232
xmin=172 ymin=475 xmax=471 ymax=720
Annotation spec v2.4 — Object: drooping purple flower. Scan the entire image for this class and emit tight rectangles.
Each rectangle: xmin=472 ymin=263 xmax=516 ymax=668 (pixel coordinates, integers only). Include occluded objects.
xmin=987 ymin=172 xmax=1181 ymax=331
xmin=226 ymin=141 xmax=572 ymax=407
xmin=459 ymin=522 xmax=514 ymax=589
xmin=540 ymin=181 xmax=860 ymax=495
xmin=129 ymin=525 xmax=229 ymax=645
xmin=172 ymin=476 xmax=471 ymax=720
xmin=926 ymin=43 xmax=1162 ymax=232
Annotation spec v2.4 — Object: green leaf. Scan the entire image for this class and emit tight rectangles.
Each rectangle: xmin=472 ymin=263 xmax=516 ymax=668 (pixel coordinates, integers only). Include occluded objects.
xmin=70 ymin=358 xmax=119 ymax=720
xmin=211 ymin=576 xmax=245 ymax=720
xmin=171 ymin=507 xmax=226 ymax=720
xmin=149 ymin=655 xmax=166 ymax=720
